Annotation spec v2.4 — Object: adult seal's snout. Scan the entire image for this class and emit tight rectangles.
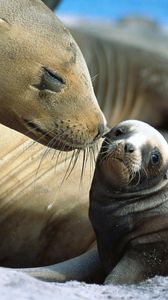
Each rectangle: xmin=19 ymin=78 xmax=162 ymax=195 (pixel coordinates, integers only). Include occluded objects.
xmin=94 ymin=123 xmax=109 ymax=140
xmin=0 ymin=0 xmax=106 ymax=151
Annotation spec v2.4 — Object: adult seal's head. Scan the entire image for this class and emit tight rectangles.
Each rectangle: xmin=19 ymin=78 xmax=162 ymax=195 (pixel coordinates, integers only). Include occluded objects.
xmin=90 ymin=120 xmax=168 ymax=284
xmin=0 ymin=0 xmax=107 ymax=150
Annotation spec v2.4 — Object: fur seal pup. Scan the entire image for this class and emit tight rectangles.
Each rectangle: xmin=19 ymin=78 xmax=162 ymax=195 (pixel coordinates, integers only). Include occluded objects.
xmin=0 ymin=0 xmax=107 ymax=151
xmin=90 ymin=120 xmax=168 ymax=284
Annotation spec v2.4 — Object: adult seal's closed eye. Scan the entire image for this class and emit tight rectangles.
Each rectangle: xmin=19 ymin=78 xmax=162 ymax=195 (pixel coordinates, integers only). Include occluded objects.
xmin=0 ymin=0 xmax=107 ymax=151
xmin=90 ymin=120 xmax=168 ymax=284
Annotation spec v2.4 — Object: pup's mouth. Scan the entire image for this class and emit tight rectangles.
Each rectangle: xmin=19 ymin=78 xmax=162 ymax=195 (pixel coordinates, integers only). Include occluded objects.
xmin=100 ymin=144 xmax=125 ymax=164
xmin=110 ymin=156 xmax=124 ymax=164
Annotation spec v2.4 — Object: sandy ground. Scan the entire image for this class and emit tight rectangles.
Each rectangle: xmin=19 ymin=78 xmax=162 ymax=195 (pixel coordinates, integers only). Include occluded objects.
xmin=0 ymin=267 xmax=168 ymax=300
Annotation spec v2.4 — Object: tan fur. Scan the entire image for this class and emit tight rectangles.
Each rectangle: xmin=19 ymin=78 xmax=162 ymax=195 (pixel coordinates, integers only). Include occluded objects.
xmin=0 ymin=0 xmax=109 ymax=267
xmin=0 ymin=124 xmax=96 ymax=267
xmin=0 ymin=0 xmax=106 ymax=150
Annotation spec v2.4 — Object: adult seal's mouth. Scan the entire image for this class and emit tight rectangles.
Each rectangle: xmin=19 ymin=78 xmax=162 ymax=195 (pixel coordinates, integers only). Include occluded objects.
xmin=22 ymin=117 xmax=108 ymax=151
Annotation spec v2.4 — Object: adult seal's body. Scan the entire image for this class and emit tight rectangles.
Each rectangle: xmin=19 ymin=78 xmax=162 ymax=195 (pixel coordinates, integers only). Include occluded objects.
xmin=90 ymin=120 xmax=168 ymax=284
xmin=0 ymin=0 xmax=107 ymax=268
xmin=71 ymin=23 xmax=168 ymax=127
xmin=0 ymin=0 xmax=106 ymax=151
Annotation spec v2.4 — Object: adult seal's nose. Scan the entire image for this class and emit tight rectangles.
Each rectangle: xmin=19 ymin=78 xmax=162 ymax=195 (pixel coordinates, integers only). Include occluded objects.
xmin=94 ymin=124 xmax=110 ymax=140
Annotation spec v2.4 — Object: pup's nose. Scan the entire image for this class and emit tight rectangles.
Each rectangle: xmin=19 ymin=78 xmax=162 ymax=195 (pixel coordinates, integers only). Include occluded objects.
xmin=124 ymin=143 xmax=135 ymax=153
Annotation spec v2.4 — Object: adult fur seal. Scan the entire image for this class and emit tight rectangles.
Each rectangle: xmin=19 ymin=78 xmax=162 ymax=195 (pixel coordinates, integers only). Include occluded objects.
xmin=0 ymin=0 xmax=108 ymax=268
xmin=0 ymin=0 xmax=107 ymax=151
xmin=90 ymin=120 xmax=168 ymax=284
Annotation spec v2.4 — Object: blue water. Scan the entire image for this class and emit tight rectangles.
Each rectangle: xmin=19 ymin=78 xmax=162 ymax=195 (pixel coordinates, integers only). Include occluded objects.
xmin=57 ymin=0 xmax=168 ymax=25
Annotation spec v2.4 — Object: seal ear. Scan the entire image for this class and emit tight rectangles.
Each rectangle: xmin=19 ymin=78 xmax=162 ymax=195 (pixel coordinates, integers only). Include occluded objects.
xmin=0 ymin=18 xmax=11 ymax=31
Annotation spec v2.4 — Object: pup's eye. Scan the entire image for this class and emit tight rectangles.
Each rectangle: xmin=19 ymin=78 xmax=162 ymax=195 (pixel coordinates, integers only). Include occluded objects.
xmin=35 ymin=67 xmax=65 ymax=92
xmin=151 ymin=152 xmax=160 ymax=165
xmin=115 ymin=127 xmax=125 ymax=137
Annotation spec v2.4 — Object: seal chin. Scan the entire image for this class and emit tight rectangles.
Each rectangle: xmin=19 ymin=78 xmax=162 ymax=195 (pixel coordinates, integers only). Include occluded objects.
xmin=101 ymin=156 xmax=130 ymax=188
xmin=100 ymin=142 xmax=141 ymax=189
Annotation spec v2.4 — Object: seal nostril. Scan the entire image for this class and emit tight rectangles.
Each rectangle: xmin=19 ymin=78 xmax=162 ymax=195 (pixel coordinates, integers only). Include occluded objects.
xmin=124 ymin=143 xmax=135 ymax=153
xmin=95 ymin=124 xmax=110 ymax=140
